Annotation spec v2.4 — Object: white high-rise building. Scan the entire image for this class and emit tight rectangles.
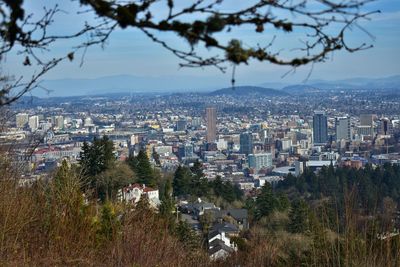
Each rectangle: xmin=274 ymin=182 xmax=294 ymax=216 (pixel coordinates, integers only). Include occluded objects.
xmin=281 ymin=138 xmax=292 ymax=151
xmin=16 ymin=113 xmax=29 ymax=128
xmin=130 ymin=134 xmax=138 ymax=145
xmin=248 ymin=153 xmax=273 ymax=171
xmin=191 ymin=117 xmax=202 ymax=127
xmin=28 ymin=116 xmax=39 ymax=131
xmin=40 ymin=122 xmax=52 ymax=131
xmin=84 ymin=117 xmax=94 ymax=127
xmin=54 ymin=115 xmax=64 ymax=129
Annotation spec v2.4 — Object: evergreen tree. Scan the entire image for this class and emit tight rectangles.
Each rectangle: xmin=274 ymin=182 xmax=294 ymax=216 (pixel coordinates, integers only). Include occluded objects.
xmin=128 ymin=150 xmax=157 ymax=187
xmin=54 ymin=160 xmax=70 ymax=188
xmin=190 ymin=160 xmax=204 ymax=178
xmin=172 ymin=166 xmax=192 ymax=197
xmin=97 ymin=201 xmax=120 ymax=242
xmin=152 ymin=150 xmax=161 ymax=166
xmin=175 ymin=221 xmax=201 ymax=250
xmin=159 ymin=178 xmax=175 ymax=225
xmin=244 ymin=197 xmax=256 ymax=221
xmin=189 ymin=160 xmax=210 ymax=197
xmin=276 ymin=192 xmax=290 ymax=212
xmin=233 ymin=183 xmax=244 ymax=200
xmin=288 ymin=199 xmax=310 ymax=233
xmin=212 ymin=176 xmax=225 ymax=197
xmin=221 ymin=180 xmax=236 ymax=202
xmin=79 ymin=136 xmax=115 ymax=179
xmin=255 ymin=183 xmax=278 ymax=220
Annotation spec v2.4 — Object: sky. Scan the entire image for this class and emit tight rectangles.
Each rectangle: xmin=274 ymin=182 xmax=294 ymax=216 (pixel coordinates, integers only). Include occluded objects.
xmin=3 ymin=0 xmax=400 ymax=91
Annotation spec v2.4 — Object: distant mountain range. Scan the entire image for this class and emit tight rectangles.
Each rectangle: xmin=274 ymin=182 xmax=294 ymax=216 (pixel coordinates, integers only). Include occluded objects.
xmin=30 ymin=74 xmax=400 ymax=98
xmin=307 ymin=75 xmax=400 ymax=90
xmin=208 ymin=86 xmax=288 ymax=96
xmin=262 ymin=75 xmax=400 ymax=94
xmin=36 ymin=74 xmax=225 ymax=97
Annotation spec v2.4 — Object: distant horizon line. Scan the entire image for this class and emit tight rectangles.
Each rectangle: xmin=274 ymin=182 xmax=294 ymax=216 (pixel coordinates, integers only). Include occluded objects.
xmin=43 ymin=73 xmax=400 ymax=83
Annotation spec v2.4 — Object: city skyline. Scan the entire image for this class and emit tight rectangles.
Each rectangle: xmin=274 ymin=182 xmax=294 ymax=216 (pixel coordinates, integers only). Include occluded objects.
xmin=1 ymin=1 xmax=400 ymax=265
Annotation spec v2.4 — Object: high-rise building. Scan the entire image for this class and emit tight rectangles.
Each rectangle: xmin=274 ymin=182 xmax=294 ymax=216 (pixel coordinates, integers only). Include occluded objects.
xmin=379 ymin=118 xmax=393 ymax=136
xmin=130 ymin=134 xmax=138 ymax=146
xmin=335 ymin=116 xmax=351 ymax=141
xmin=191 ymin=117 xmax=202 ymax=128
xmin=84 ymin=117 xmax=94 ymax=127
xmin=176 ymin=119 xmax=187 ymax=131
xmin=357 ymin=125 xmax=373 ymax=136
xmin=240 ymin=132 xmax=253 ymax=155
xmin=16 ymin=113 xmax=29 ymax=128
xmin=313 ymin=111 xmax=328 ymax=144
xmin=206 ymin=107 xmax=216 ymax=143
xmin=40 ymin=122 xmax=52 ymax=131
xmin=360 ymin=114 xmax=373 ymax=127
xmin=54 ymin=115 xmax=64 ymax=129
xmin=248 ymin=153 xmax=273 ymax=171
xmin=281 ymin=138 xmax=292 ymax=151
xmin=28 ymin=116 xmax=39 ymax=131
xmin=178 ymin=143 xmax=194 ymax=159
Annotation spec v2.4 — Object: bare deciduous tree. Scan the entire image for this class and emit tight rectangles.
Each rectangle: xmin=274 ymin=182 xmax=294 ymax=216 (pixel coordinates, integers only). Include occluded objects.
xmin=0 ymin=0 xmax=378 ymax=105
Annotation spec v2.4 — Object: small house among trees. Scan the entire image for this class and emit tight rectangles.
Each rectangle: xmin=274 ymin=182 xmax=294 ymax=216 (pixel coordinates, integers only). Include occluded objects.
xmin=118 ymin=183 xmax=160 ymax=208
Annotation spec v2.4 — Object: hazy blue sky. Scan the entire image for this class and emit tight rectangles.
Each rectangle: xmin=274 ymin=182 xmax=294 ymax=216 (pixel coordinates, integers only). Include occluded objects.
xmin=4 ymin=0 xmax=400 ymax=88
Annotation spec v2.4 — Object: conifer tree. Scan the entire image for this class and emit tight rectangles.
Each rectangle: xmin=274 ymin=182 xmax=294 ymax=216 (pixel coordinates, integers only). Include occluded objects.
xmin=79 ymin=136 xmax=115 ymax=178
xmin=288 ymin=199 xmax=310 ymax=233
xmin=159 ymin=178 xmax=175 ymax=224
xmin=137 ymin=150 xmax=155 ymax=186
xmin=128 ymin=150 xmax=157 ymax=187
xmin=97 ymin=201 xmax=120 ymax=242
xmin=255 ymin=183 xmax=278 ymax=220
xmin=189 ymin=160 xmax=210 ymax=197
xmin=172 ymin=165 xmax=192 ymax=197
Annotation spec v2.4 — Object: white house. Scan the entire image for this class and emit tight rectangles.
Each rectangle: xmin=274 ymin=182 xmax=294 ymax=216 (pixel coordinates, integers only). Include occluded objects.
xmin=118 ymin=184 xmax=160 ymax=208
xmin=208 ymin=230 xmax=236 ymax=260
xmin=208 ymin=231 xmax=232 ymax=248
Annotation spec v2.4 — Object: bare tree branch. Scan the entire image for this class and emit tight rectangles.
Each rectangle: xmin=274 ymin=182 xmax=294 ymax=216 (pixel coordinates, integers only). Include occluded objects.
xmin=0 ymin=0 xmax=379 ymax=105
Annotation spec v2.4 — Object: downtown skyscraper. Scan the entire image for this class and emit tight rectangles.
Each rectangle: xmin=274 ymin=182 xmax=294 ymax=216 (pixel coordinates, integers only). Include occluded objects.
xmin=206 ymin=107 xmax=216 ymax=143
xmin=335 ymin=116 xmax=351 ymax=141
xmin=313 ymin=111 xmax=328 ymax=144
xmin=240 ymin=132 xmax=253 ymax=155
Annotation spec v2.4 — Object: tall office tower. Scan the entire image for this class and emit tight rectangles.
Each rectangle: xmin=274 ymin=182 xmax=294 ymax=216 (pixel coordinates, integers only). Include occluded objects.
xmin=178 ymin=143 xmax=194 ymax=159
xmin=84 ymin=117 xmax=94 ymax=127
xmin=360 ymin=114 xmax=373 ymax=127
xmin=176 ymin=119 xmax=187 ymax=131
xmin=130 ymin=134 xmax=138 ymax=146
xmin=54 ymin=115 xmax=64 ymax=129
xmin=335 ymin=116 xmax=351 ymax=141
xmin=40 ymin=122 xmax=52 ymax=131
xmin=191 ymin=117 xmax=202 ymax=128
xmin=357 ymin=126 xmax=373 ymax=136
xmin=248 ymin=153 xmax=273 ymax=171
xmin=206 ymin=107 xmax=216 ymax=143
xmin=16 ymin=113 xmax=29 ymax=128
xmin=240 ymin=132 xmax=253 ymax=155
xmin=379 ymin=118 xmax=393 ymax=136
xmin=28 ymin=116 xmax=39 ymax=131
xmin=313 ymin=111 xmax=328 ymax=144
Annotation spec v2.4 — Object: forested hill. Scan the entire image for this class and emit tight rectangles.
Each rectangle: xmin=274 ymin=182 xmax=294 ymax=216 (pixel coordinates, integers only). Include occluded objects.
xmin=276 ymin=163 xmax=400 ymax=211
